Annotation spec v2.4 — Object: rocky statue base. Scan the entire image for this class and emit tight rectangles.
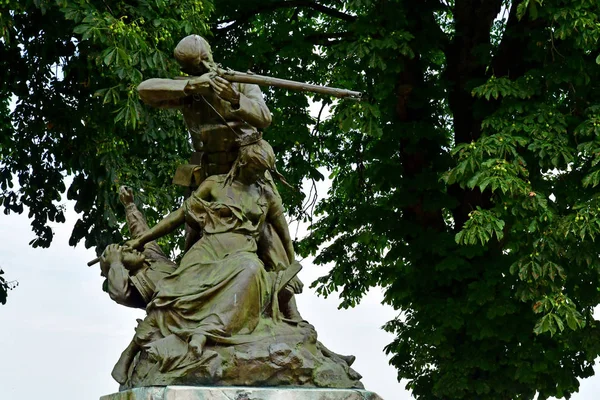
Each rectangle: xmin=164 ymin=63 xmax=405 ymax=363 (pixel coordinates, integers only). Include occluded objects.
xmin=101 ymin=386 xmax=384 ymax=400
xmin=122 ymin=322 xmax=363 ymax=389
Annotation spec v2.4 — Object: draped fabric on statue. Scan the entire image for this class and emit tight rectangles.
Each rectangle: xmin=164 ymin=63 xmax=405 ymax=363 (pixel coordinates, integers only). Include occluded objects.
xmin=134 ymin=175 xmax=276 ymax=370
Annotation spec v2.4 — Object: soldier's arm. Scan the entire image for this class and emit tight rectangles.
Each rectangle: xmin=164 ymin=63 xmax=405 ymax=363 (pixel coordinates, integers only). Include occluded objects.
xmin=137 ymin=75 xmax=212 ymax=109
xmin=232 ymin=83 xmax=272 ymax=129
xmin=137 ymin=78 xmax=187 ymax=108
xmin=107 ymin=262 xmax=134 ymax=304
xmin=100 ymin=245 xmax=135 ymax=306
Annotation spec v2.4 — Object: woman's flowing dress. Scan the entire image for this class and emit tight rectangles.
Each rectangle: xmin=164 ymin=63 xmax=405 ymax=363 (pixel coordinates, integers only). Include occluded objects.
xmin=135 ymin=175 xmax=278 ymax=369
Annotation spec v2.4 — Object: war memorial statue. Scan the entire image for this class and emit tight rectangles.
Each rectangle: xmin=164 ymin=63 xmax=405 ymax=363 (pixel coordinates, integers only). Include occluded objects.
xmin=94 ymin=35 xmax=382 ymax=400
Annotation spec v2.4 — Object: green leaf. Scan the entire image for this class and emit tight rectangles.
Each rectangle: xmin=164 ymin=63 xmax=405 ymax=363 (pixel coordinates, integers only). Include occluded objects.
xmin=534 ymin=314 xmax=552 ymax=335
xmin=73 ymin=24 xmax=90 ymax=35
xmin=529 ymin=0 xmax=538 ymax=20
xmin=103 ymin=48 xmax=117 ymax=66
xmin=551 ymin=314 xmax=564 ymax=333
xmin=565 ymin=312 xmax=579 ymax=330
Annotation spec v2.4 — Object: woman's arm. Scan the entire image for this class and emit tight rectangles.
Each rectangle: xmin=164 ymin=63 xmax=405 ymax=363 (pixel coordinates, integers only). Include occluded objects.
xmin=126 ymin=179 xmax=213 ymax=250
xmin=193 ymin=177 xmax=214 ymax=201
xmin=266 ymin=190 xmax=294 ymax=264
xmin=126 ymin=208 xmax=185 ymax=250
xmin=270 ymin=213 xmax=294 ymax=264
xmin=231 ymin=83 xmax=272 ymax=128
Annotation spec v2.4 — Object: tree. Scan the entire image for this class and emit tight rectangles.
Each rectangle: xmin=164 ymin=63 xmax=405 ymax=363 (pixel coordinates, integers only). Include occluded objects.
xmin=1 ymin=0 xmax=214 ymax=252
xmin=0 ymin=268 xmax=18 ymax=305
xmin=3 ymin=0 xmax=600 ymax=399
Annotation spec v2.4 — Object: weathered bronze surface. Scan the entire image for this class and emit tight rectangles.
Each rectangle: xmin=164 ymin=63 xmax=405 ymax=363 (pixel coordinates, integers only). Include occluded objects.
xmin=95 ymin=35 xmax=364 ymax=390
xmin=101 ymin=386 xmax=383 ymax=400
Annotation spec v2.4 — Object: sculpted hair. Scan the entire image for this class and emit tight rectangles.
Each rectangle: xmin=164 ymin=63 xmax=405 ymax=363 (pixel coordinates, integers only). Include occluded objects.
xmin=239 ymin=140 xmax=276 ymax=171
xmin=224 ymin=140 xmax=278 ymax=186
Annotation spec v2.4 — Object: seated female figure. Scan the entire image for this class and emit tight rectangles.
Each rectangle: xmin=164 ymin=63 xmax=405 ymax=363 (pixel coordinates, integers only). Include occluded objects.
xmin=117 ymin=139 xmax=294 ymax=379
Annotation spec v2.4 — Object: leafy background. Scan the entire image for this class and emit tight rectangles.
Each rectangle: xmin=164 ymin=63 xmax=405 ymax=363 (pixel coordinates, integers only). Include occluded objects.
xmin=3 ymin=0 xmax=600 ymax=398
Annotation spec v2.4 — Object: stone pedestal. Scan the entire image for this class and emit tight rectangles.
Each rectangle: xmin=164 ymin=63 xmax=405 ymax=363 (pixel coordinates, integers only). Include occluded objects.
xmin=101 ymin=386 xmax=384 ymax=400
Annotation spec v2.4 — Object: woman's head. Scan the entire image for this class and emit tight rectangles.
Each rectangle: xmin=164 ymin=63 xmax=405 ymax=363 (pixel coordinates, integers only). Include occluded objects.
xmin=225 ymin=140 xmax=276 ymax=185
xmin=238 ymin=140 xmax=276 ymax=173
xmin=174 ymin=35 xmax=214 ymax=75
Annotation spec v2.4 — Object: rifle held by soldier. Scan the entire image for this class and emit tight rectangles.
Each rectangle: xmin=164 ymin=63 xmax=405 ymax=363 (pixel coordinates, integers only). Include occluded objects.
xmin=213 ymin=67 xmax=362 ymax=100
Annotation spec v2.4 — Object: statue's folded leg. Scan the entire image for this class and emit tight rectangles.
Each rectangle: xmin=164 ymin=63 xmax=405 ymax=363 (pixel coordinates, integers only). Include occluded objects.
xmin=278 ymin=286 xmax=303 ymax=321
xmin=112 ymin=339 xmax=140 ymax=384
xmin=318 ymin=342 xmax=357 ymax=367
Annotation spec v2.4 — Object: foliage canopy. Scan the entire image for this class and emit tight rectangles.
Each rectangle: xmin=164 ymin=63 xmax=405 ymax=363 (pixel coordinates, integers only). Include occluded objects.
xmin=3 ymin=0 xmax=600 ymax=399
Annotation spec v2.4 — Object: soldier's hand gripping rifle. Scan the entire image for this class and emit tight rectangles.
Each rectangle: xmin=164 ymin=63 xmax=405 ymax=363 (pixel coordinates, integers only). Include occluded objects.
xmin=208 ymin=67 xmax=362 ymax=100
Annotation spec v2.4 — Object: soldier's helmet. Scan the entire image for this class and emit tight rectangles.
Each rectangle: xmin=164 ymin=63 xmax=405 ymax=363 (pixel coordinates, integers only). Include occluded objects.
xmin=174 ymin=35 xmax=215 ymax=74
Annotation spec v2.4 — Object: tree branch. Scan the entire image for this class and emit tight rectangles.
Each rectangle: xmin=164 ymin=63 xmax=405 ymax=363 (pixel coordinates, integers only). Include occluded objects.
xmin=260 ymin=31 xmax=352 ymax=57
xmin=491 ymin=0 xmax=543 ymax=78
xmin=215 ymin=1 xmax=356 ymax=34
xmin=306 ymin=31 xmax=353 ymax=46
xmin=444 ymin=0 xmax=504 ymax=144
xmin=444 ymin=0 xmax=504 ymax=229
